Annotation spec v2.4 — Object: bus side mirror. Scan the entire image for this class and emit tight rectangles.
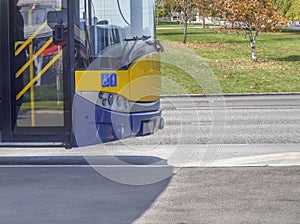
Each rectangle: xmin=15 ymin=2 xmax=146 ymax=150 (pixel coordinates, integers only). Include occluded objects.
xmin=47 ymin=10 xmax=68 ymax=43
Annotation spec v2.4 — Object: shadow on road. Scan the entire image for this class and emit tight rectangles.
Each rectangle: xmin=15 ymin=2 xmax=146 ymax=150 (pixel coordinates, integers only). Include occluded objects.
xmin=0 ymin=156 xmax=172 ymax=224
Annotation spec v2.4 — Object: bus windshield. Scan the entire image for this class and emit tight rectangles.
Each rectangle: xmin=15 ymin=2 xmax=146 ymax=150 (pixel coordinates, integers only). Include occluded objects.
xmin=77 ymin=0 xmax=157 ymax=68
xmin=83 ymin=0 xmax=155 ymax=40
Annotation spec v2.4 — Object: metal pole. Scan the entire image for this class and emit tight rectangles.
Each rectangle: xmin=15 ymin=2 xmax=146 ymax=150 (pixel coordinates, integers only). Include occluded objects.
xmin=29 ymin=42 xmax=35 ymax=126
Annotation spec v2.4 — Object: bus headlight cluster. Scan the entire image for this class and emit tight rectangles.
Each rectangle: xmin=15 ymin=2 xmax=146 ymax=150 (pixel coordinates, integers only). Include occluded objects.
xmin=98 ymin=92 xmax=129 ymax=112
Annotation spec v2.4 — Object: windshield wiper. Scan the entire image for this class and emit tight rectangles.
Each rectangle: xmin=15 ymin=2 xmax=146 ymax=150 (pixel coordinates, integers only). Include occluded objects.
xmin=124 ymin=35 xmax=151 ymax=41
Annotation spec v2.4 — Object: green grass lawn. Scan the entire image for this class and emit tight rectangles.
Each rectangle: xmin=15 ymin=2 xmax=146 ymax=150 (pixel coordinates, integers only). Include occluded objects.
xmin=20 ymin=101 xmax=63 ymax=111
xmin=157 ymin=25 xmax=300 ymax=94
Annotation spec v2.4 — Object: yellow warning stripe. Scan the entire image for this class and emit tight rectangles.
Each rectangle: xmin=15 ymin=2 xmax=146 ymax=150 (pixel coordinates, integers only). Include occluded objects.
xmin=16 ymin=37 xmax=53 ymax=78
xmin=15 ymin=21 xmax=47 ymax=56
xmin=16 ymin=50 xmax=62 ymax=100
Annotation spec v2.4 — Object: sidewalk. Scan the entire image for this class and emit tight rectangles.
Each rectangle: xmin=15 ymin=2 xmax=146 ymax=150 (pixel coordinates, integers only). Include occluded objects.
xmin=0 ymin=144 xmax=299 ymax=167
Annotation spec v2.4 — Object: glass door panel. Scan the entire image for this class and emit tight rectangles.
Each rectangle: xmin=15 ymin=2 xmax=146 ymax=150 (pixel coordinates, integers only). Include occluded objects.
xmin=14 ymin=0 xmax=65 ymax=127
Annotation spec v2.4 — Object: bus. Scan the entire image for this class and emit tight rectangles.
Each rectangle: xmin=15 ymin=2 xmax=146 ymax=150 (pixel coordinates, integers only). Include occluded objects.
xmin=0 ymin=0 xmax=164 ymax=147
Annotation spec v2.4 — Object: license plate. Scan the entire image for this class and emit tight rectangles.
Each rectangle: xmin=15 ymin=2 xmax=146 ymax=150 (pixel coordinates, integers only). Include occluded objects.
xmin=142 ymin=120 xmax=155 ymax=135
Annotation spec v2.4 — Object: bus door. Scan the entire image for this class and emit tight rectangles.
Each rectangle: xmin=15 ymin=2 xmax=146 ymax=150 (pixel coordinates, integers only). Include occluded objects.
xmin=0 ymin=0 xmax=73 ymax=146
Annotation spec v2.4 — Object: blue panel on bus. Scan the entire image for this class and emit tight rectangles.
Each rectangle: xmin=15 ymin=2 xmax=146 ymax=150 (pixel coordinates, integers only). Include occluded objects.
xmin=101 ymin=73 xmax=117 ymax=87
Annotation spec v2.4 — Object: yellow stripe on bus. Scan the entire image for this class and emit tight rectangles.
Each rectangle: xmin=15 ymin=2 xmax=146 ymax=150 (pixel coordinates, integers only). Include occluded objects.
xmin=75 ymin=53 xmax=161 ymax=102
xmin=129 ymin=53 xmax=160 ymax=102
xmin=75 ymin=70 xmax=130 ymax=99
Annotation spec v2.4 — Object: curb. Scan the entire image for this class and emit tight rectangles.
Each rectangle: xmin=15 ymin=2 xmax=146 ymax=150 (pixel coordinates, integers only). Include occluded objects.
xmin=0 ymin=156 xmax=168 ymax=166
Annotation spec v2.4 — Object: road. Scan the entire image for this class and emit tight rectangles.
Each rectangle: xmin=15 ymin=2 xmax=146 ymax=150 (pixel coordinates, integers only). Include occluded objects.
xmin=160 ymin=94 xmax=300 ymax=144
xmin=0 ymin=94 xmax=299 ymax=224
xmin=0 ymin=165 xmax=298 ymax=224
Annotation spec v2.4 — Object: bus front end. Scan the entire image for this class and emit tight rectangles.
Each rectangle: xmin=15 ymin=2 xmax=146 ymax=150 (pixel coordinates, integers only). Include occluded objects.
xmin=73 ymin=0 xmax=164 ymax=146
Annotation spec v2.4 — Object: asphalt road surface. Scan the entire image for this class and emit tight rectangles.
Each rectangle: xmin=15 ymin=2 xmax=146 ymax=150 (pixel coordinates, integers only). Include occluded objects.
xmin=0 ymin=165 xmax=299 ymax=224
xmin=157 ymin=94 xmax=300 ymax=145
xmin=0 ymin=94 xmax=299 ymax=224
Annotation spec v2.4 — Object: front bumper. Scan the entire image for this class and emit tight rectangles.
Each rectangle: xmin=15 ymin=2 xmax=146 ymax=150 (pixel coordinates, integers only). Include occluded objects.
xmin=73 ymin=94 xmax=163 ymax=146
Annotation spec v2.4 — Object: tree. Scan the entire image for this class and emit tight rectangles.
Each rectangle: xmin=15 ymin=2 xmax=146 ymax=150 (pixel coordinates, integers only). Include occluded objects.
xmin=213 ymin=0 xmax=287 ymax=62
xmin=195 ymin=0 xmax=213 ymax=28
xmin=285 ymin=0 xmax=300 ymax=20
xmin=174 ymin=0 xmax=196 ymax=43
xmin=274 ymin=0 xmax=292 ymax=15
xmin=155 ymin=0 xmax=166 ymax=25
xmin=274 ymin=0 xmax=300 ymax=20
xmin=156 ymin=0 xmax=178 ymax=22
xmin=158 ymin=0 xmax=198 ymax=44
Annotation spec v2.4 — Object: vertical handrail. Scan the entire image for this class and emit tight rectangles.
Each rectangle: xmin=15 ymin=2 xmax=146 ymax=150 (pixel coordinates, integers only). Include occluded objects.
xmin=29 ymin=42 xmax=35 ymax=126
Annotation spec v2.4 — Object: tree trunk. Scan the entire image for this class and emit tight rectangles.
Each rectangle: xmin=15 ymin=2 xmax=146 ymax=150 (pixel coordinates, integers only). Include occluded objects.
xmin=202 ymin=17 xmax=206 ymax=29
xmin=183 ymin=15 xmax=188 ymax=44
xmin=245 ymin=14 xmax=258 ymax=62
xmin=249 ymin=37 xmax=258 ymax=62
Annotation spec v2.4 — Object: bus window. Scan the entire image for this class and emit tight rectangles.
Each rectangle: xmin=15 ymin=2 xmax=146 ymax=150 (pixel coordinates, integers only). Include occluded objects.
xmin=75 ymin=0 xmax=156 ymax=70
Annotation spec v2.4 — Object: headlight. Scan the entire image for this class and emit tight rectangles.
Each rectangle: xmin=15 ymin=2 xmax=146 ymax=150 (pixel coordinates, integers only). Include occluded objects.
xmin=108 ymin=94 xmax=114 ymax=106
xmin=98 ymin=92 xmax=129 ymax=112
xmin=117 ymin=95 xmax=128 ymax=109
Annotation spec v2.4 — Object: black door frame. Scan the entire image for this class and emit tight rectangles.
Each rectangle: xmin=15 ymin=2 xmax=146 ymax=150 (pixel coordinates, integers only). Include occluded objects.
xmin=0 ymin=0 xmax=14 ymax=142
xmin=0 ymin=0 xmax=75 ymax=147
